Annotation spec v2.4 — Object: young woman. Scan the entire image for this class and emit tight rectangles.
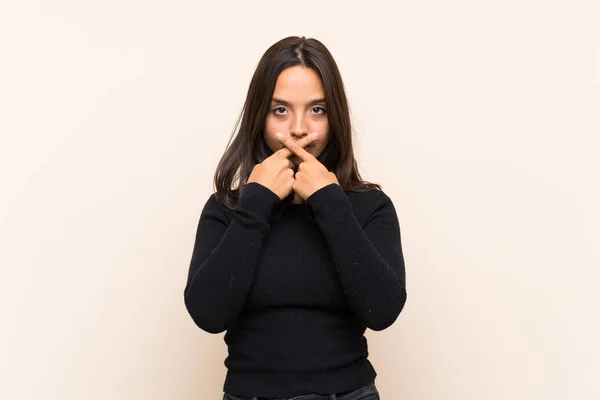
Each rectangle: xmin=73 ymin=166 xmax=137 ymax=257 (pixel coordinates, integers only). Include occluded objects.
xmin=184 ymin=36 xmax=407 ymax=400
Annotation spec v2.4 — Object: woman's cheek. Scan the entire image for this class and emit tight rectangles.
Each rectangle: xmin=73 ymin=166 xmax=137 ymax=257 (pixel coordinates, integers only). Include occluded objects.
xmin=264 ymin=119 xmax=282 ymax=150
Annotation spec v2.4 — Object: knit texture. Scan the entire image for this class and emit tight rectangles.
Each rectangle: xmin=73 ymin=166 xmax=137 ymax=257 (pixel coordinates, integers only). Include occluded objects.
xmin=184 ymin=182 xmax=407 ymax=397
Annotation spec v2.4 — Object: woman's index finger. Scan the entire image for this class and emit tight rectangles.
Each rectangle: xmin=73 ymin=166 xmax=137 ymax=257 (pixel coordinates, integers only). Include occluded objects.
xmin=276 ymin=132 xmax=317 ymax=162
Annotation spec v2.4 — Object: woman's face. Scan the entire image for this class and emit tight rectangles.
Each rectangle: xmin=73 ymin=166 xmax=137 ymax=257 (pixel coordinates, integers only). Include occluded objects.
xmin=264 ymin=65 xmax=330 ymax=166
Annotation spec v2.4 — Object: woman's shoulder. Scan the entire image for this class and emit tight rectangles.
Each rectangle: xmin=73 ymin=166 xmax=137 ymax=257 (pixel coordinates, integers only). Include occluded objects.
xmin=344 ymin=185 xmax=396 ymax=223
xmin=199 ymin=190 xmax=237 ymax=223
xmin=345 ymin=185 xmax=393 ymax=208
xmin=204 ymin=188 xmax=240 ymax=206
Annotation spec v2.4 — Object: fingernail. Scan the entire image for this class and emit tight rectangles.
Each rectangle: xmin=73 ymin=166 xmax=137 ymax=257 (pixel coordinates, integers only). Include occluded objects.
xmin=276 ymin=132 xmax=284 ymax=138
xmin=311 ymin=132 xmax=319 ymax=139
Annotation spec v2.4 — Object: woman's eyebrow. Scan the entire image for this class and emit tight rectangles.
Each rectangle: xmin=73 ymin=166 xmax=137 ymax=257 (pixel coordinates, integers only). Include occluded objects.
xmin=271 ymin=97 xmax=326 ymax=106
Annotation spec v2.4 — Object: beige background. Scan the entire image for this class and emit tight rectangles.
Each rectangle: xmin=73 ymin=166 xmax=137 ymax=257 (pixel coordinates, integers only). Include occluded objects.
xmin=2 ymin=1 xmax=599 ymax=399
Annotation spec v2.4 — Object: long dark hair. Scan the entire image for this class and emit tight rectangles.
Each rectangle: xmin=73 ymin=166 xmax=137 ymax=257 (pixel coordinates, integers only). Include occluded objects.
xmin=213 ymin=36 xmax=381 ymax=219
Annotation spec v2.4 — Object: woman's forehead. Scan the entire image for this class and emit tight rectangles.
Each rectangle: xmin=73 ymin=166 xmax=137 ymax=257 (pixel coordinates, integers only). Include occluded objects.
xmin=272 ymin=66 xmax=324 ymax=101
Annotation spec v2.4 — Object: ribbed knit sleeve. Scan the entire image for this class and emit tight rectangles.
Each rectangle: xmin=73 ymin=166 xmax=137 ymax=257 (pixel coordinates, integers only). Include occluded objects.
xmin=184 ymin=182 xmax=281 ymax=333
xmin=306 ymin=183 xmax=407 ymax=331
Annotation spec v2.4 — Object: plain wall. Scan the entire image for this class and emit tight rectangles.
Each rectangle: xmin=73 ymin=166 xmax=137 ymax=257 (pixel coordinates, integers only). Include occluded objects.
xmin=2 ymin=1 xmax=599 ymax=399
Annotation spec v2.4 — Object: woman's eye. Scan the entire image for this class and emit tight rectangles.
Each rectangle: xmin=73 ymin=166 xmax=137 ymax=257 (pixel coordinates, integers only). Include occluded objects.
xmin=272 ymin=106 xmax=325 ymax=116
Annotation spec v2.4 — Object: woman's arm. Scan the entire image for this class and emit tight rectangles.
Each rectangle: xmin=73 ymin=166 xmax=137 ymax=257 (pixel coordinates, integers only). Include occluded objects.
xmin=306 ymin=183 xmax=407 ymax=331
xmin=183 ymin=182 xmax=280 ymax=334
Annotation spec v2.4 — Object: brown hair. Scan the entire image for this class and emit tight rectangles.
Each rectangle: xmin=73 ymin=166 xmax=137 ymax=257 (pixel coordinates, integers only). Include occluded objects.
xmin=213 ymin=36 xmax=381 ymax=219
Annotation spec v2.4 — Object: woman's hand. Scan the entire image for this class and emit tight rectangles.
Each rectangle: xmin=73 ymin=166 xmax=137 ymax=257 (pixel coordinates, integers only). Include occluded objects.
xmin=247 ymin=132 xmax=319 ymax=200
xmin=276 ymin=132 xmax=340 ymax=201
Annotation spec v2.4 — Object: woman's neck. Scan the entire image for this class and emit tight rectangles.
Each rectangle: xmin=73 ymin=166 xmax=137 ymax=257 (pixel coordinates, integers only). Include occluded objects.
xmin=291 ymin=192 xmax=305 ymax=204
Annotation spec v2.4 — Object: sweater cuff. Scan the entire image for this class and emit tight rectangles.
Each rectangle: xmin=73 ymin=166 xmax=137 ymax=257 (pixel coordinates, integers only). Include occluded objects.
xmin=237 ymin=182 xmax=282 ymax=222
xmin=306 ymin=183 xmax=351 ymax=216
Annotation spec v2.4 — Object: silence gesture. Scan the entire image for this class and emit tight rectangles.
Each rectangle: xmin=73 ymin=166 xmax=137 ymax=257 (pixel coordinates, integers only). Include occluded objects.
xmin=276 ymin=131 xmax=340 ymax=201
xmin=246 ymin=132 xmax=319 ymax=200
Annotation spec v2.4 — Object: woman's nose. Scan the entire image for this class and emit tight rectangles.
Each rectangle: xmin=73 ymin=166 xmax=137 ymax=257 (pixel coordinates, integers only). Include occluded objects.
xmin=290 ymin=115 xmax=308 ymax=137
